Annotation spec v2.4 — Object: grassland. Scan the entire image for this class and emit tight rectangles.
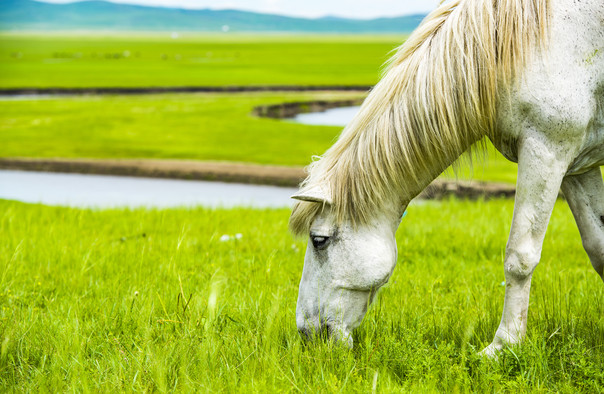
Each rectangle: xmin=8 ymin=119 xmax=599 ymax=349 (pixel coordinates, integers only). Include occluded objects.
xmin=0 ymin=92 xmax=519 ymax=183
xmin=0 ymin=33 xmax=522 ymax=183
xmin=2 ymin=31 xmax=603 ymax=392
xmin=0 ymin=33 xmax=404 ymax=88
xmin=0 ymin=199 xmax=602 ymax=391
xmin=1 ymin=92 xmax=360 ymax=165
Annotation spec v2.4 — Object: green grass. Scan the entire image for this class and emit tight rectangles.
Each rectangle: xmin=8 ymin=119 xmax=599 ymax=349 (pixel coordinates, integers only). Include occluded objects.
xmin=0 ymin=91 xmax=360 ymax=165
xmin=0 ymin=33 xmax=404 ymax=88
xmin=0 ymin=32 xmax=520 ymax=183
xmin=0 ymin=91 xmax=519 ymax=182
xmin=0 ymin=199 xmax=602 ymax=391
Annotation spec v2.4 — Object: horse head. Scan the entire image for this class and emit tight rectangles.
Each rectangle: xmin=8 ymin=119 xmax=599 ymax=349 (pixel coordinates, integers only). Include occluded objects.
xmin=291 ymin=185 xmax=403 ymax=347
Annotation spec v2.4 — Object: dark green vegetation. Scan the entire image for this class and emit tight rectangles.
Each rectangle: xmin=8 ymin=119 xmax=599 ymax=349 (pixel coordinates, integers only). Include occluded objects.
xmin=0 ymin=199 xmax=602 ymax=391
xmin=0 ymin=33 xmax=403 ymax=87
xmin=0 ymin=92 xmax=518 ymax=182
xmin=0 ymin=0 xmax=425 ymax=33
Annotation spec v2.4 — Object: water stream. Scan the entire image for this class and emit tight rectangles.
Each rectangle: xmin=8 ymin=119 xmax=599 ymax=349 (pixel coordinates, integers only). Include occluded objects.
xmin=0 ymin=170 xmax=299 ymax=209
xmin=1 ymin=106 xmax=360 ymax=208
xmin=289 ymin=106 xmax=359 ymax=127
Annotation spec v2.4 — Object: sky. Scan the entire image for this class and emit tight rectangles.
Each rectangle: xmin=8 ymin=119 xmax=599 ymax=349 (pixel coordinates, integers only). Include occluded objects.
xmin=36 ymin=0 xmax=442 ymax=19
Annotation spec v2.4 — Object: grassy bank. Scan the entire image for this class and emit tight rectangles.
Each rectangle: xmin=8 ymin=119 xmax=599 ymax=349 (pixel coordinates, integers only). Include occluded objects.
xmin=0 ymin=33 xmax=520 ymax=183
xmin=0 ymin=199 xmax=602 ymax=391
xmin=0 ymin=92 xmax=519 ymax=183
xmin=0 ymin=33 xmax=404 ymax=88
xmin=1 ymin=92 xmax=362 ymax=166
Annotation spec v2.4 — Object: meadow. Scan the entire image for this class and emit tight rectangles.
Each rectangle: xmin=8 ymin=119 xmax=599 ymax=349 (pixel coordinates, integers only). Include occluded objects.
xmin=1 ymin=91 xmax=360 ymax=166
xmin=2 ymin=32 xmax=602 ymax=391
xmin=1 ymin=92 xmax=518 ymax=183
xmin=0 ymin=33 xmax=520 ymax=182
xmin=0 ymin=33 xmax=403 ymax=88
xmin=0 ymin=199 xmax=602 ymax=391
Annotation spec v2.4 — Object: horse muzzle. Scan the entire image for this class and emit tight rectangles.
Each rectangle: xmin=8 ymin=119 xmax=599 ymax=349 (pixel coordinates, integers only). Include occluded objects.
xmin=296 ymin=313 xmax=354 ymax=348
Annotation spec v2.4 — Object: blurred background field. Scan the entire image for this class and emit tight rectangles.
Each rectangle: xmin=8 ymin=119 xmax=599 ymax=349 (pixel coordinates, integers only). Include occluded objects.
xmin=0 ymin=32 xmax=519 ymax=183
xmin=1 ymin=92 xmax=361 ymax=164
xmin=1 ymin=89 xmax=518 ymax=182
xmin=0 ymin=33 xmax=400 ymax=88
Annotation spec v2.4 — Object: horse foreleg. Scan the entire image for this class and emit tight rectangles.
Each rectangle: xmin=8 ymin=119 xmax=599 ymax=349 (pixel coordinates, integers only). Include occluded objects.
xmin=561 ymin=167 xmax=604 ymax=280
xmin=481 ymin=136 xmax=568 ymax=357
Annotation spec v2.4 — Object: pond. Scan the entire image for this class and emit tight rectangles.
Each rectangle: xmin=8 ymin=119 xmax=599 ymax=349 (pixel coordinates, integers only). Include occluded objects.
xmin=290 ymin=106 xmax=360 ymax=127
xmin=0 ymin=170 xmax=298 ymax=209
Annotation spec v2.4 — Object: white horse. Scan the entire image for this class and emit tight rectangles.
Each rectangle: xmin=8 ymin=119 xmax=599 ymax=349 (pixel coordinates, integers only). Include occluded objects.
xmin=290 ymin=0 xmax=603 ymax=355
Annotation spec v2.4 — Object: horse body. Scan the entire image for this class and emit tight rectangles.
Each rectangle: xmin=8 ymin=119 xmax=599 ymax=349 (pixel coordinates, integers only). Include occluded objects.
xmin=291 ymin=0 xmax=604 ymax=354
xmin=494 ymin=0 xmax=604 ymax=173
xmin=483 ymin=0 xmax=604 ymax=355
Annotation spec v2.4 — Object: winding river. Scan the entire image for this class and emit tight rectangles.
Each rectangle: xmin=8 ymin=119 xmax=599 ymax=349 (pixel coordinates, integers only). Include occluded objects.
xmin=0 ymin=106 xmax=360 ymax=208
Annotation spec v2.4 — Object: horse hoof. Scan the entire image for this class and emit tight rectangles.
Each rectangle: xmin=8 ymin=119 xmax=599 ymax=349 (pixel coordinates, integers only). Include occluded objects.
xmin=478 ymin=343 xmax=501 ymax=359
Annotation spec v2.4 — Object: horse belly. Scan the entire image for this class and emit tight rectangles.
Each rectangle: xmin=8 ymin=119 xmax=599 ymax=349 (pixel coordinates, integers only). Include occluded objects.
xmin=567 ymin=92 xmax=604 ymax=175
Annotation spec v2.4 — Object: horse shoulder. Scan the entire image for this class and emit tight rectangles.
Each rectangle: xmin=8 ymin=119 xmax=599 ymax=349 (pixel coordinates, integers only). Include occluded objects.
xmin=493 ymin=0 xmax=604 ymax=166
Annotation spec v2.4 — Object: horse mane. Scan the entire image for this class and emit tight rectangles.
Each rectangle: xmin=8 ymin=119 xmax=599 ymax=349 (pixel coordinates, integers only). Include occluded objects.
xmin=290 ymin=0 xmax=550 ymax=236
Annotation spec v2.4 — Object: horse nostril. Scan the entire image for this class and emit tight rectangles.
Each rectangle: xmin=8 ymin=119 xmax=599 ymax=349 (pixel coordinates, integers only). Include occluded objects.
xmin=322 ymin=322 xmax=336 ymax=338
xmin=297 ymin=318 xmax=315 ymax=340
xmin=298 ymin=326 xmax=311 ymax=339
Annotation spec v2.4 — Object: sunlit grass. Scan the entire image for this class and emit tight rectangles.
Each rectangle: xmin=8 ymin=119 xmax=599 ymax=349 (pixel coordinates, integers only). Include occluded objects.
xmin=0 ymin=91 xmax=519 ymax=183
xmin=0 ymin=91 xmax=361 ymax=166
xmin=0 ymin=32 xmax=522 ymax=183
xmin=0 ymin=199 xmax=602 ymax=391
xmin=0 ymin=33 xmax=404 ymax=88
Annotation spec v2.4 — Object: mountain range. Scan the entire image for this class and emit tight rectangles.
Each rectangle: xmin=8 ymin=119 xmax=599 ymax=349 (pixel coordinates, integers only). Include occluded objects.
xmin=0 ymin=0 xmax=426 ymax=32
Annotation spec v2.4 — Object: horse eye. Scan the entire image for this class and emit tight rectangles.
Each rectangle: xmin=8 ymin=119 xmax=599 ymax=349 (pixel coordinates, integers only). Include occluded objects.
xmin=311 ymin=235 xmax=330 ymax=250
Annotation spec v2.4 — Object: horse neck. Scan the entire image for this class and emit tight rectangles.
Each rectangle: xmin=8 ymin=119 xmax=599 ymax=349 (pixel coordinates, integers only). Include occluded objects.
xmin=397 ymin=137 xmax=481 ymax=207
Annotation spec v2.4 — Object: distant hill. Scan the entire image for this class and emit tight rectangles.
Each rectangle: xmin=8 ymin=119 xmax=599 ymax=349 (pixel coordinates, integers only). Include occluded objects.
xmin=0 ymin=0 xmax=426 ymax=32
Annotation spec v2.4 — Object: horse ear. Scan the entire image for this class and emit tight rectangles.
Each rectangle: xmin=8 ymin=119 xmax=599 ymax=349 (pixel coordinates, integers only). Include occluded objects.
xmin=291 ymin=184 xmax=333 ymax=204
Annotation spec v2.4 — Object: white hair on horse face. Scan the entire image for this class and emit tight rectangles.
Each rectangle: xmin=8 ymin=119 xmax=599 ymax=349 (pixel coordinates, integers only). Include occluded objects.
xmin=290 ymin=0 xmax=550 ymax=236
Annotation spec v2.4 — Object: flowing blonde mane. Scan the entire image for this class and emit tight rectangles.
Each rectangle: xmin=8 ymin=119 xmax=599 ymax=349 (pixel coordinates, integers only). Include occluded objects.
xmin=290 ymin=0 xmax=550 ymax=235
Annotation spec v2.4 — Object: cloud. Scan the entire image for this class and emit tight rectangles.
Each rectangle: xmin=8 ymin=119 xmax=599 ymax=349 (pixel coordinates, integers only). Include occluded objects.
xmin=260 ymin=0 xmax=283 ymax=14
xmin=38 ymin=0 xmax=440 ymax=18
